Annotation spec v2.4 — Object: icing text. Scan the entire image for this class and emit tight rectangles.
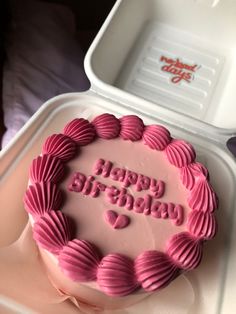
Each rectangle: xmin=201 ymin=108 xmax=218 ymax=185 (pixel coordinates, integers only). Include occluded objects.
xmin=68 ymin=159 xmax=184 ymax=226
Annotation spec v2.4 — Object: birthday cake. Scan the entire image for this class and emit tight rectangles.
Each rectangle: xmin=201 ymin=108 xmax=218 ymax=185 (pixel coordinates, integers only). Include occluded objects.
xmin=23 ymin=113 xmax=218 ymax=309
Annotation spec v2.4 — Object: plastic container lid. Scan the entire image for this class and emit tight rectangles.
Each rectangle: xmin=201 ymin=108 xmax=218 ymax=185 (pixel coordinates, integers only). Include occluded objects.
xmin=84 ymin=0 xmax=236 ymax=139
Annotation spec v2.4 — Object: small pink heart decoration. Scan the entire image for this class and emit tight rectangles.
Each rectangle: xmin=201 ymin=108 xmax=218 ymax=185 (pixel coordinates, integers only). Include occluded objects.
xmin=104 ymin=210 xmax=130 ymax=229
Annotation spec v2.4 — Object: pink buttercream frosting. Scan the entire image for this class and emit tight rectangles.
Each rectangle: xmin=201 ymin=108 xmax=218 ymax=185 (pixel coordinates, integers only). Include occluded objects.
xmin=142 ymin=125 xmax=171 ymax=150
xmin=24 ymin=113 xmax=218 ymax=300
xmin=33 ymin=211 xmax=71 ymax=254
xmin=42 ymin=134 xmax=77 ymax=162
xmin=187 ymin=210 xmax=217 ymax=239
xmin=188 ymin=179 xmax=218 ymax=212
xmin=165 ymin=139 xmax=196 ymax=168
xmin=63 ymin=118 xmax=95 ymax=145
xmin=58 ymin=239 xmax=100 ymax=281
xmin=180 ymin=162 xmax=209 ymax=190
xmin=119 ymin=115 xmax=144 ymax=141
xmin=24 ymin=182 xmax=62 ymax=218
xmin=104 ymin=210 xmax=130 ymax=229
xmin=92 ymin=113 xmax=120 ymax=139
xmin=166 ymin=232 xmax=203 ymax=270
xmin=135 ymin=251 xmax=179 ymax=292
xmin=97 ymin=254 xmax=138 ymax=296
xmin=29 ymin=154 xmax=64 ymax=183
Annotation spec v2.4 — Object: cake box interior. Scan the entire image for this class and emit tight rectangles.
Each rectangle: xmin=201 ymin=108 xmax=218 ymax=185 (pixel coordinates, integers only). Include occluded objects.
xmin=85 ymin=0 xmax=236 ymax=135
xmin=1 ymin=0 xmax=236 ymax=313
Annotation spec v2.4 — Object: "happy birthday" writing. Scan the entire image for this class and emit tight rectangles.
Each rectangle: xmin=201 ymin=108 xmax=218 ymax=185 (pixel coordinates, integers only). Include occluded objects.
xmin=68 ymin=159 xmax=184 ymax=226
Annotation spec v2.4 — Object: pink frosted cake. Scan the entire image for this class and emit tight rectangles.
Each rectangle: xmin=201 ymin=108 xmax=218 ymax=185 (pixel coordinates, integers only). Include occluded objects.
xmin=23 ymin=113 xmax=218 ymax=309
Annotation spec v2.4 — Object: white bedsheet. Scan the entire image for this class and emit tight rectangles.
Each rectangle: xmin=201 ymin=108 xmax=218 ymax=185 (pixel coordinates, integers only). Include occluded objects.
xmin=2 ymin=0 xmax=90 ymax=147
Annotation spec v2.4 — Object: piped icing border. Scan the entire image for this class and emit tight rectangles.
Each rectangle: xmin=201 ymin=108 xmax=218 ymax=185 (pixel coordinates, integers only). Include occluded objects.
xmin=23 ymin=113 xmax=218 ymax=297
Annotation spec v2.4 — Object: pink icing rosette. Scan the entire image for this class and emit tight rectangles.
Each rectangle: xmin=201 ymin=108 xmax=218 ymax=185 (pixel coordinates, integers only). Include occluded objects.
xmin=58 ymin=239 xmax=100 ymax=281
xmin=97 ymin=254 xmax=138 ymax=296
xmin=135 ymin=251 xmax=179 ymax=292
xmin=92 ymin=113 xmax=121 ymax=139
xmin=63 ymin=118 xmax=95 ymax=145
xmin=33 ymin=211 xmax=71 ymax=254
xmin=187 ymin=210 xmax=217 ymax=239
xmin=24 ymin=182 xmax=62 ymax=218
xmin=165 ymin=139 xmax=196 ymax=168
xmin=119 ymin=115 xmax=144 ymax=141
xmin=188 ymin=179 xmax=218 ymax=213
xmin=166 ymin=232 xmax=203 ymax=270
xmin=42 ymin=134 xmax=77 ymax=162
xmin=29 ymin=154 xmax=64 ymax=183
xmin=180 ymin=162 xmax=209 ymax=190
xmin=142 ymin=125 xmax=171 ymax=150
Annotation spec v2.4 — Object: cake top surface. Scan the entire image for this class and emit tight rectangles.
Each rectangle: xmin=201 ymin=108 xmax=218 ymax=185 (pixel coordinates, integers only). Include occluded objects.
xmin=61 ymin=137 xmax=188 ymax=258
xmin=24 ymin=113 xmax=218 ymax=297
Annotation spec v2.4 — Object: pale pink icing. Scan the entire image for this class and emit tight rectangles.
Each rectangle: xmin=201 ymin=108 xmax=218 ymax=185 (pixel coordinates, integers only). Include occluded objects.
xmin=188 ymin=179 xmax=218 ymax=212
xmin=166 ymin=232 xmax=203 ymax=270
xmin=135 ymin=251 xmax=179 ymax=292
xmin=29 ymin=154 xmax=64 ymax=183
xmin=119 ymin=115 xmax=144 ymax=141
xmin=92 ymin=113 xmax=120 ymax=139
xmin=23 ymin=182 xmax=62 ymax=218
xmin=165 ymin=139 xmax=196 ymax=168
xmin=58 ymin=239 xmax=100 ymax=281
xmin=97 ymin=254 xmax=138 ymax=296
xmin=142 ymin=125 xmax=171 ymax=150
xmin=187 ymin=210 xmax=217 ymax=239
xmin=33 ymin=211 xmax=71 ymax=254
xmin=24 ymin=113 xmax=218 ymax=300
xmin=63 ymin=118 xmax=95 ymax=145
xmin=42 ymin=134 xmax=77 ymax=162
xmin=180 ymin=162 xmax=209 ymax=190
xmin=104 ymin=210 xmax=130 ymax=229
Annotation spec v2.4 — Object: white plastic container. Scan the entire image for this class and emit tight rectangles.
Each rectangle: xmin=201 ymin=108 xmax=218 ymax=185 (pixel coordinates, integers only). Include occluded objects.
xmin=1 ymin=0 xmax=236 ymax=313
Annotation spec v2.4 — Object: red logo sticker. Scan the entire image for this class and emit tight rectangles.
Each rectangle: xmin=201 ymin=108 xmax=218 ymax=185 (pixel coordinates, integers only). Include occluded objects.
xmin=160 ymin=56 xmax=199 ymax=84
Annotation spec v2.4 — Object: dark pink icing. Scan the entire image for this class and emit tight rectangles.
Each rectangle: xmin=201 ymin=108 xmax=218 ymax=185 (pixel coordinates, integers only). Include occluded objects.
xmin=63 ymin=118 xmax=95 ymax=145
xmin=58 ymin=239 xmax=100 ymax=281
xmin=150 ymin=180 xmax=165 ymax=198
xmin=33 ymin=211 xmax=71 ymax=254
xmin=93 ymin=158 xmax=166 ymax=196
xmin=187 ymin=210 xmax=217 ymax=239
xmin=42 ymin=134 xmax=77 ymax=162
xmin=165 ymin=139 xmax=196 ymax=168
xmin=26 ymin=113 xmax=219 ymax=298
xmin=151 ymin=203 xmax=184 ymax=226
xmin=142 ymin=125 xmax=171 ymax=150
xmin=104 ymin=210 xmax=130 ymax=229
xmin=94 ymin=159 xmax=113 ymax=178
xmin=188 ymin=179 xmax=218 ymax=213
xmin=29 ymin=154 xmax=64 ymax=183
xmin=119 ymin=115 xmax=144 ymax=141
xmin=135 ymin=251 xmax=179 ymax=292
xmin=24 ymin=182 xmax=62 ymax=218
xmin=92 ymin=113 xmax=120 ymax=139
xmin=166 ymin=232 xmax=203 ymax=270
xmin=97 ymin=254 xmax=138 ymax=296
xmin=180 ymin=162 xmax=209 ymax=190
